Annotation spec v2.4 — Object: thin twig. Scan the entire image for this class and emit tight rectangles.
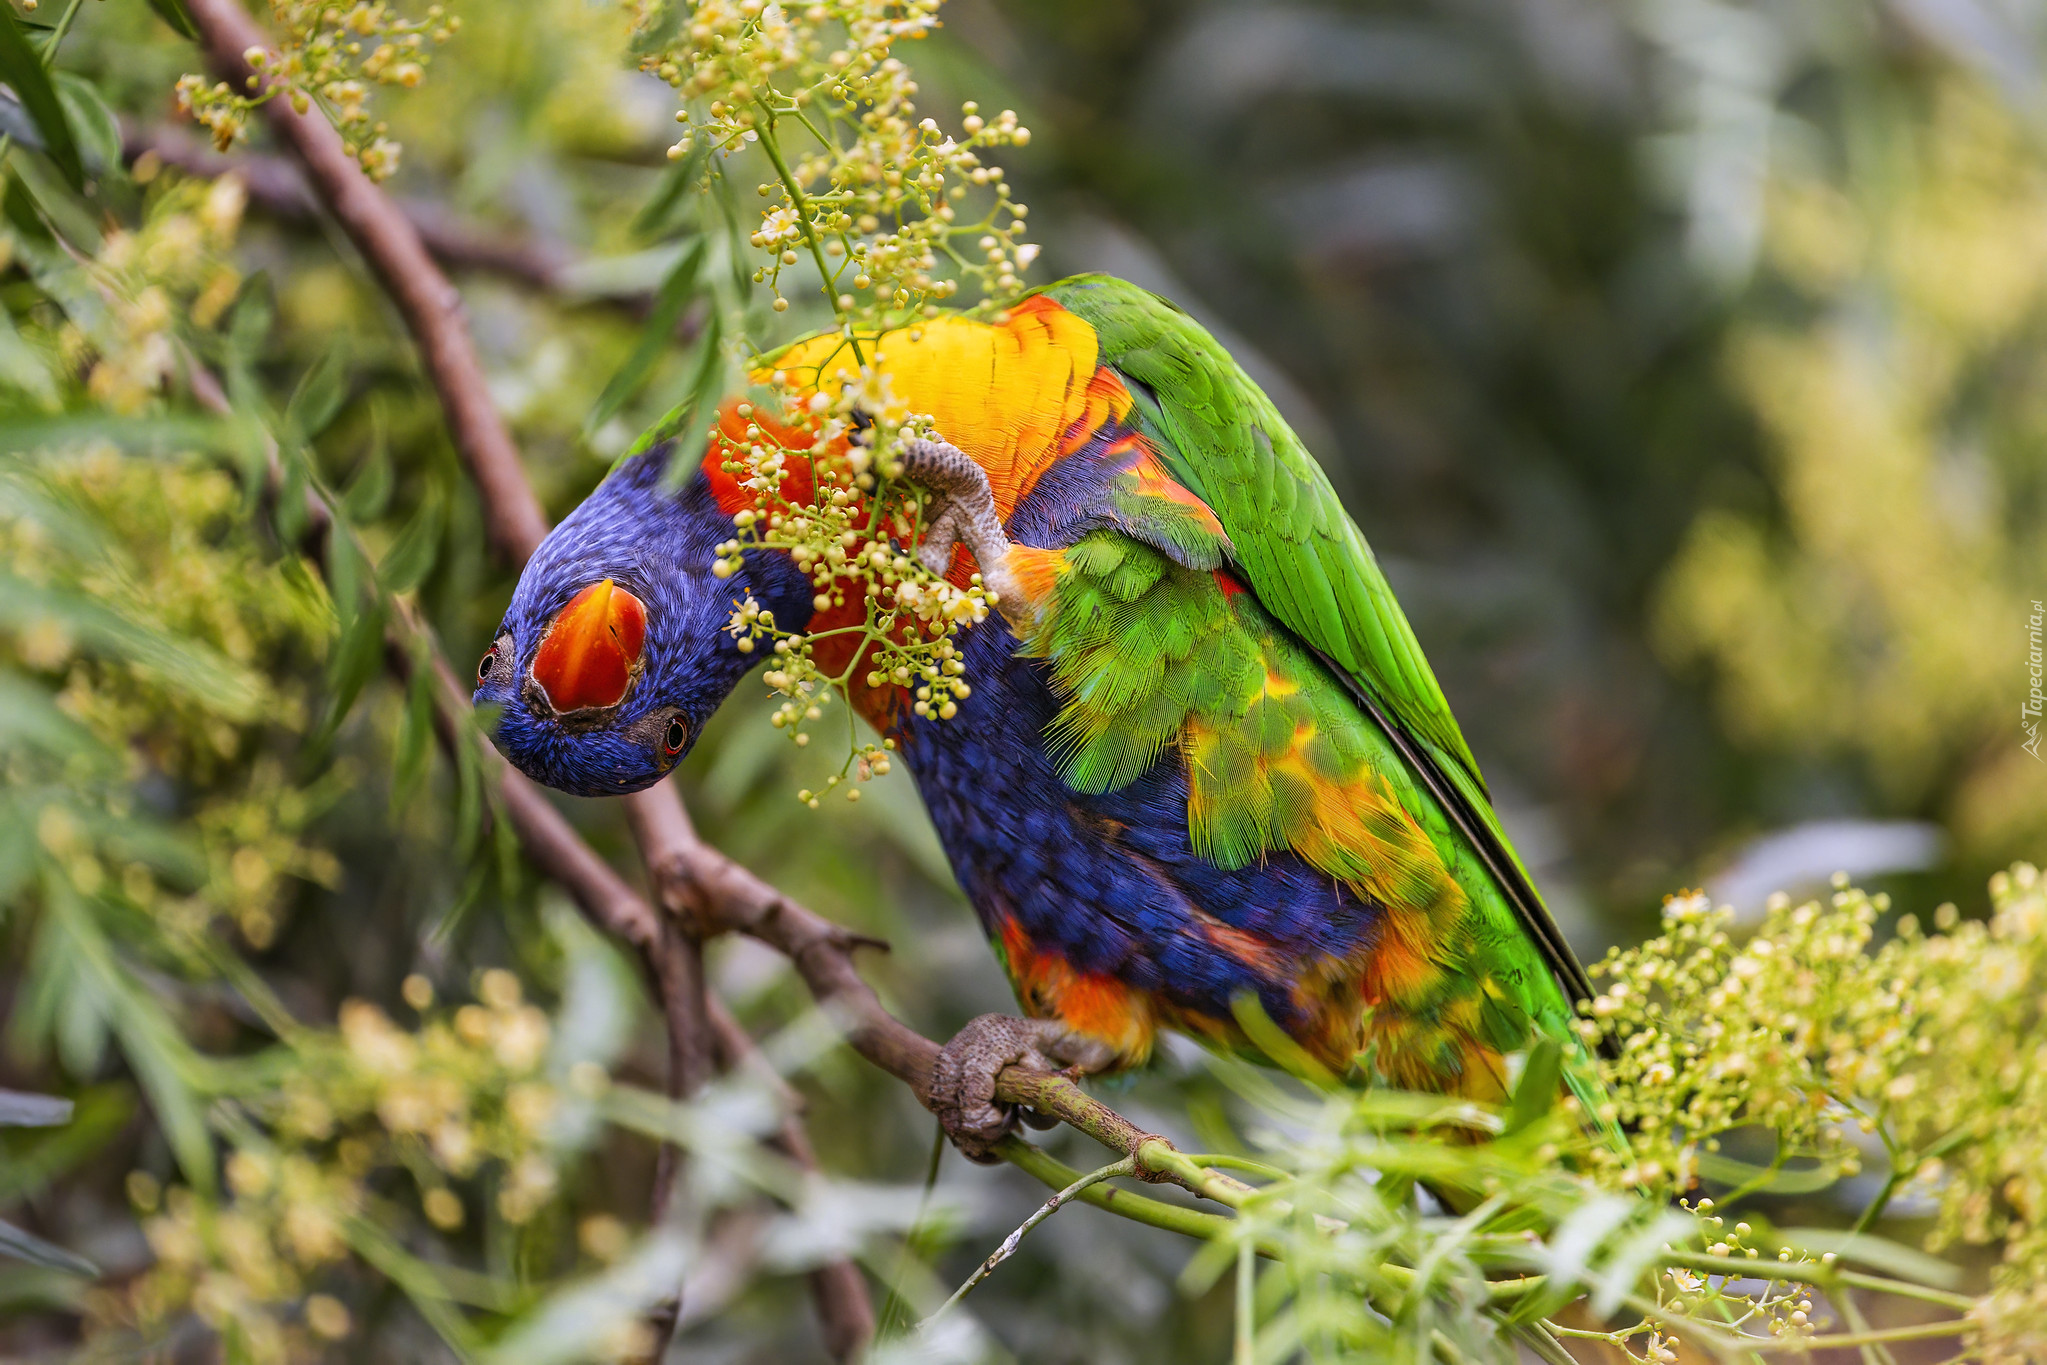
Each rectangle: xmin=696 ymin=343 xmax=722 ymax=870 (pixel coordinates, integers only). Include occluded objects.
xmin=926 ymin=1157 xmax=1135 ymax=1321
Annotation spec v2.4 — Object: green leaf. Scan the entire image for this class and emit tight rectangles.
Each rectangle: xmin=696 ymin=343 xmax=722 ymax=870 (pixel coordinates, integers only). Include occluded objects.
xmin=341 ymin=440 xmax=393 ymax=523
xmin=0 ymin=1217 xmax=96 ymax=1277
xmin=0 ymin=304 xmax=55 ymax=408
xmin=0 ymin=1089 xmax=70 ymax=1127
xmin=0 ymin=669 xmax=103 ymax=765
xmin=269 ymin=444 xmax=310 ymax=548
xmin=0 ymin=1086 xmax=129 ymax=1203
xmin=0 ymin=576 xmax=262 ymax=718
xmin=0 ymin=413 xmax=244 ymax=461
xmin=1541 ymin=1194 xmax=1633 ymax=1287
xmin=391 ymin=656 xmax=435 ymax=814
xmin=544 ymin=900 xmax=639 ymax=1073
xmin=0 ymin=798 xmax=34 ymax=907
xmin=1693 ymin=1152 xmax=1843 ymax=1195
xmin=1591 ymin=1210 xmax=1693 ymax=1317
xmin=428 ymin=847 xmax=488 ymax=944
xmin=286 ymin=340 xmax=351 ymax=443
xmin=453 ymin=714 xmax=483 ymax=855
xmin=1503 ymin=1037 xmax=1562 ymax=1135
xmin=25 ymin=878 xmax=214 ymax=1193
xmin=482 ymin=1233 xmax=689 ymax=1365
xmin=1229 ymin=990 xmax=1339 ymax=1088
xmin=627 ymin=309 xmax=727 ymax=487
xmin=86 ymin=808 xmax=206 ymax=890
xmin=342 ymin=1216 xmax=487 ymax=1361
xmin=631 ymin=143 xmax=708 ymax=241
xmin=326 ymin=514 xmax=365 ymax=627
xmin=320 ymin=592 xmax=387 ymax=739
xmin=143 ymin=0 xmax=200 ymax=40
xmin=0 ymin=9 xmax=81 ymax=189
xmin=0 ymin=1263 xmax=92 ymax=1316
xmin=0 ymin=458 xmax=99 ymax=553
xmin=377 ymin=487 xmax=444 ymax=594
xmin=224 ymin=272 xmax=276 ymax=382
xmin=1770 ymin=1226 xmax=1964 ymax=1289
xmin=8 ymin=149 xmax=96 ymax=251
xmin=711 ymin=174 xmax=754 ymax=296
xmin=623 ymin=0 xmax=683 ymax=56
xmin=52 ymin=74 xmax=118 ymax=177
xmin=2 ymin=173 xmax=52 ymax=245
xmin=585 ymin=238 xmax=705 ymax=438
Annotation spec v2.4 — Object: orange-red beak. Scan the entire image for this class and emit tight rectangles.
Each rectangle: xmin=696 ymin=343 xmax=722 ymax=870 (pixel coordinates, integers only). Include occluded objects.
xmin=531 ymin=579 xmax=647 ymax=713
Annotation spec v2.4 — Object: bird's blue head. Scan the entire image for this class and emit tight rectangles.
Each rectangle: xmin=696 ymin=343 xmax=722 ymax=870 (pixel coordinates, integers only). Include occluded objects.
xmin=474 ymin=443 xmax=810 ymax=797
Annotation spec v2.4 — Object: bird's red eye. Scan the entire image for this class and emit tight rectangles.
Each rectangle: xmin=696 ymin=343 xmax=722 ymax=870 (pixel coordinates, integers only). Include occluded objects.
xmin=663 ymin=718 xmax=688 ymax=756
xmin=477 ymin=646 xmax=496 ymax=685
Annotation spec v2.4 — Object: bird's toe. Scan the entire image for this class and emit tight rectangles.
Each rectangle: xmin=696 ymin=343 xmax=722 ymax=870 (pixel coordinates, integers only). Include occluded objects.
xmin=930 ymin=1013 xmax=1062 ymax=1164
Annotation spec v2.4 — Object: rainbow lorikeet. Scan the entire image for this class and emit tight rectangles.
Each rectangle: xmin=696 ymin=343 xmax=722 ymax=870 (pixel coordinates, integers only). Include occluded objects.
xmin=477 ymin=275 xmax=1601 ymax=1158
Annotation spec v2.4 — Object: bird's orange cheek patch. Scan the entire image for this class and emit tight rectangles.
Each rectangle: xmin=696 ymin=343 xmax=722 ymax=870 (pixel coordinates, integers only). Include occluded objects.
xmin=532 ymin=579 xmax=647 ymax=713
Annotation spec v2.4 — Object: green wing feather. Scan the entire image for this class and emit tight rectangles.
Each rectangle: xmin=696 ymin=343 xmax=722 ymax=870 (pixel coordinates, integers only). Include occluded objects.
xmin=1038 ymin=274 xmax=1601 ymax=1023
xmin=1042 ymin=274 xmax=1484 ymax=790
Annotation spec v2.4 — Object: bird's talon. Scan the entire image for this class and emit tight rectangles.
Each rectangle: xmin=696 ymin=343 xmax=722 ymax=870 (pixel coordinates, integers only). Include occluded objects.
xmin=896 ymin=438 xmax=1024 ymax=622
xmin=930 ymin=1013 xmax=1106 ymax=1163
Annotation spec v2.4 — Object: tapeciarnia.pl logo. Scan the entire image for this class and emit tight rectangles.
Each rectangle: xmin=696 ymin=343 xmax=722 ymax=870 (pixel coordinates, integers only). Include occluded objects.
xmin=2028 ymin=599 xmax=2044 ymax=761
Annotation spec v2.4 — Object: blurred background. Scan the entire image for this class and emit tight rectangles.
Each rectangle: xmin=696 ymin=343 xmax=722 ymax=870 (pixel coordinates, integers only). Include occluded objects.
xmin=4 ymin=0 xmax=2045 ymax=1360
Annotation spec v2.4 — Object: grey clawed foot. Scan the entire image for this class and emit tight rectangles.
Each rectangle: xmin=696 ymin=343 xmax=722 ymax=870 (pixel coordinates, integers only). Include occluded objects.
xmin=915 ymin=497 xmax=968 ymax=577
xmin=896 ymin=438 xmax=1022 ymax=620
xmin=929 ymin=1013 xmax=1109 ymax=1163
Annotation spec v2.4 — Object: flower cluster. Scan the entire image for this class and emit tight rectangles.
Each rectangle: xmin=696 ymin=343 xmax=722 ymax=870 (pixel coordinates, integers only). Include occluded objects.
xmin=111 ymin=971 xmax=591 ymax=1359
xmin=706 ymin=369 xmax=996 ymax=801
xmin=177 ymin=1 xmax=460 ymax=178
xmin=123 ymin=1163 xmax=363 ymax=1363
xmin=1578 ymin=864 xmax=2047 ymax=1356
xmin=1906 ymin=865 xmax=2047 ymax=1361
xmin=299 ymin=972 xmax=579 ymax=1226
xmin=0 ymin=451 xmax=336 ymax=948
xmin=633 ymin=0 xmax=1036 ymax=327
xmin=185 ymin=760 xmax=345 ymax=949
xmin=1651 ymin=1206 xmax=1823 ymax=1348
xmin=1577 ymin=881 xmax=1902 ymax=1195
xmin=59 ymin=174 xmax=248 ymax=413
